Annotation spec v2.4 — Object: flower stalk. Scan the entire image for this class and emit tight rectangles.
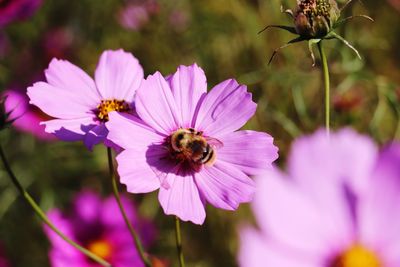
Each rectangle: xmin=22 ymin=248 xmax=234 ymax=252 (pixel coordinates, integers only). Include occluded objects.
xmin=317 ymin=41 xmax=330 ymax=136
xmin=0 ymin=144 xmax=112 ymax=267
xmin=174 ymin=216 xmax=185 ymax=267
xmin=106 ymin=148 xmax=152 ymax=267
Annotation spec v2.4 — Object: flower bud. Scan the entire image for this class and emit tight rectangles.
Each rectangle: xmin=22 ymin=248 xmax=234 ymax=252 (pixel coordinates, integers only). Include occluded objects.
xmin=0 ymin=96 xmax=15 ymax=131
xmin=294 ymin=0 xmax=340 ymax=39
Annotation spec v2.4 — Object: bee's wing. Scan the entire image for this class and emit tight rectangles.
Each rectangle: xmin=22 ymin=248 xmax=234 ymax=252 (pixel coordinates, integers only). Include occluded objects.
xmin=205 ymin=137 xmax=224 ymax=149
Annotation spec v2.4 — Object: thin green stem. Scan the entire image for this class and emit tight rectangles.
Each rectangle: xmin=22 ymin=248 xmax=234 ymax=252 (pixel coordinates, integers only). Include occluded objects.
xmin=174 ymin=216 xmax=185 ymax=267
xmin=0 ymin=144 xmax=111 ymax=267
xmin=318 ymin=41 xmax=331 ymax=137
xmin=106 ymin=148 xmax=152 ymax=267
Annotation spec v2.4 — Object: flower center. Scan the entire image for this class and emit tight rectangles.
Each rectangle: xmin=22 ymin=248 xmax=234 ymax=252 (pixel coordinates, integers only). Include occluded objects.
xmin=331 ymin=245 xmax=382 ymax=267
xmin=299 ymin=0 xmax=331 ymax=18
xmin=87 ymin=239 xmax=113 ymax=260
xmin=96 ymin=99 xmax=130 ymax=122
xmin=166 ymin=128 xmax=218 ymax=171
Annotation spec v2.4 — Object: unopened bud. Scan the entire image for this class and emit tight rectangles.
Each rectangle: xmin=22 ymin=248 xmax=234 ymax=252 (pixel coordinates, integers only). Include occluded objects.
xmin=0 ymin=95 xmax=15 ymax=131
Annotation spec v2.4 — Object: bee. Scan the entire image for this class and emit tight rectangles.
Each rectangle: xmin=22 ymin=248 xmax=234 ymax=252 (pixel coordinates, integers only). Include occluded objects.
xmin=168 ymin=128 xmax=222 ymax=169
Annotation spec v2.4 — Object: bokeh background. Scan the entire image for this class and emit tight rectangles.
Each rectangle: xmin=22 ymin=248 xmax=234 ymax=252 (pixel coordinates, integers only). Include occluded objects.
xmin=0 ymin=0 xmax=399 ymax=266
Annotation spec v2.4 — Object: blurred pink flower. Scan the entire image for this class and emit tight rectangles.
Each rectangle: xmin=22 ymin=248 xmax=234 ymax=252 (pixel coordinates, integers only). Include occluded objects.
xmin=117 ymin=0 xmax=159 ymax=31
xmin=106 ymin=64 xmax=278 ymax=224
xmin=44 ymin=191 xmax=156 ymax=267
xmin=168 ymin=9 xmax=190 ymax=32
xmin=118 ymin=4 xmax=149 ymax=31
xmin=0 ymin=0 xmax=42 ymax=26
xmin=3 ymin=89 xmax=55 ymax=141
xmin=239 ymin=128 xmax=400 ymax=267
xmin=27 ymin=49 xmax=144 ymax=150
xmin=42 ymin=27 xmax=74 ymax=61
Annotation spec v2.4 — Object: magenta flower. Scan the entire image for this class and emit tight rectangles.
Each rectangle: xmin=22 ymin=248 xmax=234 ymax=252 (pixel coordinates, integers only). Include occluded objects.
xmin=44 ymin=191 xmax=155 ymax=267
xmin=118 ymin=4 xmax=149 ymax=31
xmin=0 ymin=0 xmax=42 ymax=26
xmin=3 ymin=89 xmax=56 ymax=141
xmin=106 ymin=64 xmax=278 ymax=224
xmin=239 ymin=128 xmax=400 ymax=267
xmin=27 ymin=49 xmax=144 ymax=150
xmin=118 ymin=1 xmax=159 ymax=31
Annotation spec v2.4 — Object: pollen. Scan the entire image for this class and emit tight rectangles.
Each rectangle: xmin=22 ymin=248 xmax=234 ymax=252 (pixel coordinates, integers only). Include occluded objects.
xmin=331 ymin=244 xmax=381 ymax=267
xmin=96 ymin=99 xmax=130 ymax=122
xmin=87 ymin=240 xmax=113 ymax=260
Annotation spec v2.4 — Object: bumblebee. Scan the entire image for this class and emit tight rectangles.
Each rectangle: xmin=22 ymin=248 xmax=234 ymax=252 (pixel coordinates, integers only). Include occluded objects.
xmin=168 ymin=128 xmax=222 ymax=168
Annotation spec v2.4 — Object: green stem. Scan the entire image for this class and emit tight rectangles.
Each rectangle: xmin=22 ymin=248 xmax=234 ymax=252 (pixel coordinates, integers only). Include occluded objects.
xmin=0 ymin=144 xmax=111 ymax=267
xmin=174 ymin=216 xmax=185 ymax=267
xmin=106 ymin=148 xmax=152 ymax=267
xmin=318 ymin=41 xmax=331 ymax=136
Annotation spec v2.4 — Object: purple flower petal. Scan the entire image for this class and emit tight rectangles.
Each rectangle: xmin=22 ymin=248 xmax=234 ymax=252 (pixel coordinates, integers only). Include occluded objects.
xmin=239 ymin=228 xmax=321 ymax=267
xmin=158 ymin=173 xmax=206 ymax=224
xmin=217 ymin=130 xmax=278 ymax=175
xmin=27 ymin=82 xmax=97 ymax=119
xmin=135 ymin=72 xmax=180 ymax=134
xmin=252 ymin=170 xmax=353 ymax=257
xmin=95 ymin=49 xmax=144 ymax=102
xmin=194 ymin=79 xmax=256 ymax=137
xmin=168 ymin=63 xmax=207 ymax=127
xmin=43 ymin=117 xmax=97 ymax=141
xmin=45 ymin=58 xmax=100 ymax=104
xmin=45 ymin=210 xmax=81 ymax=257
xmin=73 ymin=191 xmax=102 ymax=224
xmin=45 ymin=191 xmax=154 ymax=267
xmin=3 ymin=89 xmax=55 ymax=141
xmin=100 ymin=194 xmax=138 ymax=228
xmin=288 ymin=128 xmax=378 ymax=195
xmin=106 ymin=112 xmax=163 ymax=150
xmin=48 ymin=249 xmax=87 ymax=267
xmin=83 ymin=123 xmax=108 ymax=151
xmin=359 ymin=144 xmax=400 ymax=261
xmin=116 ymin=149 xmax=161 ymax=193
xmin=194 ymin=161 xmax=255 ymax=210
xmin=0 ymin=0 xmax=42 ymax=26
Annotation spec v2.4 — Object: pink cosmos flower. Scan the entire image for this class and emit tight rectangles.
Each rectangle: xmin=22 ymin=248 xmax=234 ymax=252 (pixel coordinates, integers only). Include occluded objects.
xmin=27 ymin=49 xmax=144 ymax=150
xmin=239 ymin=128 xmax=400 ymax=267
xmin=118 ymin=1 xmax=159 ymax=31
xmin=44 ymin=191 xmax=155 ymax=267
xmin=118 ymin=4 xmax=149 ymax=31
xmin=0 ymin=0 xmax=42 ymax=27
xmin=106 ymin=64 xmax=278 ymax=224
xmin=3 ymin=89 xmax=56 ymax=141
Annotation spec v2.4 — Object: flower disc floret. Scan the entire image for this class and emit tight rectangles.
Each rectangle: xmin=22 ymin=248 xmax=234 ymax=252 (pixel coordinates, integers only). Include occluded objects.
xmin=87 ymin=239 xmax=113 ymax=260
xmin=331 ymin=245 xmax=381 ymax=267
xmin=96 ymin=99 xmax=130 ymax=122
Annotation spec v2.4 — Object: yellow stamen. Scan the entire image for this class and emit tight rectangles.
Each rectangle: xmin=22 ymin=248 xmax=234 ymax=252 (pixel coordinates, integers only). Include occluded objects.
xmin=87 ymin=240 xmax=113 ymax=260
xmin=96 ymin=99 xmax=130 ymax=122
xmin=332 ymin=244 xmax=381 ymax=267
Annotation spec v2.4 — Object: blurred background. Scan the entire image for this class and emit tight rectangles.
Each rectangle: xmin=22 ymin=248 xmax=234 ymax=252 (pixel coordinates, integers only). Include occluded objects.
xmin=0 ymin=0 xmax=399 ymax=266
